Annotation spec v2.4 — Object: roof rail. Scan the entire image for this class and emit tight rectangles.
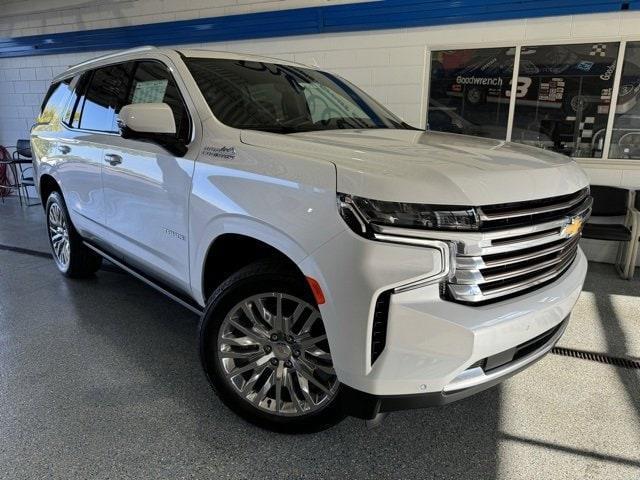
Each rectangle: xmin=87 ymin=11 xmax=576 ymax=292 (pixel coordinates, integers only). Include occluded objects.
xmin=68 ymin=45 xmax=158 ymax=71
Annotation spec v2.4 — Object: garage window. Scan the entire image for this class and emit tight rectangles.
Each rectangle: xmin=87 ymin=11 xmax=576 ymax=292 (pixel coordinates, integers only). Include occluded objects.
xmin=511 ymin=43 xmax=620 ymax=158
xmin=428 ymin=47 xmax=515 ymax=140
xmin=609 ymin=41 xmax=640 ymax=159
xmin=426 ymin=41 xmax=640 ymax=163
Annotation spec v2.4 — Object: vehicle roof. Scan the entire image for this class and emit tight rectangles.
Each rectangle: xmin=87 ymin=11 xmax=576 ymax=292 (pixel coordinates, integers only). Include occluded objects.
xmin=176 ymin=48 xmax=309 ymax=68
xmin=54 ymin=45 xmax=312 ymax=82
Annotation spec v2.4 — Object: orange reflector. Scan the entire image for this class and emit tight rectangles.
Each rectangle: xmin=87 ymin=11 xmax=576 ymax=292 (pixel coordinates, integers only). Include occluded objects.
xmin=306 ymin=276 xmax=326 ymax=305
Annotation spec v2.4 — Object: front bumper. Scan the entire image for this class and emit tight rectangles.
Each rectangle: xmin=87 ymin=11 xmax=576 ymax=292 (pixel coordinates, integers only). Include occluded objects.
xmin=342 ymin=316 xmax=568 ymax=419
xmin=302 ymin=227 xmax=587 ymax=403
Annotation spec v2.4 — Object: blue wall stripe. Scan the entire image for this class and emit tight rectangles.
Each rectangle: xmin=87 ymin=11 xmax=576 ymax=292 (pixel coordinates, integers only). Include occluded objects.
xmin=0 ymin=0 xmax=637 ymax=58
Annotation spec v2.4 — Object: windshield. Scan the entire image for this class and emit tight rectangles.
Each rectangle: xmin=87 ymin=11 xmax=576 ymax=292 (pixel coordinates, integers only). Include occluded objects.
xmin=185 ymin=57 xmax=417 ymax=133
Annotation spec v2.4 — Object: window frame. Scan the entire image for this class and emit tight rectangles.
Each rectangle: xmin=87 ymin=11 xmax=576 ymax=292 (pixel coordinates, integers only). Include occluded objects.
xmin=40 ymin=80 xmax=62 ymax=114
xmin=425 ymin=36 xmax=640 ymax=167
xmin=61 ymin=58 xmax=194 ymax=146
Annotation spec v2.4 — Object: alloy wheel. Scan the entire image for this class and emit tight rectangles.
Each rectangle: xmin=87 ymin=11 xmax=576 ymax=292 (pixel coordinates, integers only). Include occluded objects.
xmin=48 ymin=202 xmax=70 ymax=269
xmin=217 ymin=292 xmax=338 ymax=417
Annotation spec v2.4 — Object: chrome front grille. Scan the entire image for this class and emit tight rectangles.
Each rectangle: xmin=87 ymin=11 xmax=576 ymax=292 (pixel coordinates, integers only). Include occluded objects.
xmin=476 ymin=188 xmax=590 ymax=231
xmin=446 ymin=188 xmax=592 ymax=304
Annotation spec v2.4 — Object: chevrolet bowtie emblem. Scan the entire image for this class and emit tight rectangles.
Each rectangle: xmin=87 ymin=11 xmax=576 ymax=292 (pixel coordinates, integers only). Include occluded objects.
xmin=561 ymin=216 xmax=584 ymax=238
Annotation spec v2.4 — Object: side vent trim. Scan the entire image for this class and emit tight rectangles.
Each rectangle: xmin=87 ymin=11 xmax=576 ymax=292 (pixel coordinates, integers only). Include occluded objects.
xmin=371 ymin=290 xmax=392 ymax=365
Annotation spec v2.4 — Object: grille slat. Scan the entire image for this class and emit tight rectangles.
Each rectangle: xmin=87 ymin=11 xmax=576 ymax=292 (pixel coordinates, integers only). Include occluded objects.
xmin=454 ymin=235 xmax=580 ymax=285
xmin=479 ymin=188 xmax=589 ymax=222
xmin=477 ymin=188 xmax=590 ymax=230
xmin=483 ymin=235 xmax=580 ymax=269
xmin=447 ymin=189 xmax=591 ymax=305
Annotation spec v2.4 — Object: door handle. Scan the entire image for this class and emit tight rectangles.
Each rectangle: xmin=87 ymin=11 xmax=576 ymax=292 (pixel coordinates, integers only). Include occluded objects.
xmin=58 ymin=145 xmax=71 ymax=154
xmin=105 ymin=153 xmax=122 ymax=166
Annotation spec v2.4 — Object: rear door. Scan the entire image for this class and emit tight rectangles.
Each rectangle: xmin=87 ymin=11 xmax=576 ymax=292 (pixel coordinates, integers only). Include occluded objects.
xmin=36 ymin=71 xmax=114 ymax=240
xmin=31 ymin=77 xmax=75 ymax=187
xmin=100 ymin=59 xmax=196 ymax=292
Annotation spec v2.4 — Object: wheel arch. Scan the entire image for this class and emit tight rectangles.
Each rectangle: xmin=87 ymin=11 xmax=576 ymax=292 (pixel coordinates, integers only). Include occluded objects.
xmin=194 ymin=217 xmax=312 ymax=305
xmin=39 ymin=173 xmax=61 ymax=205
xmin=201 ymin=233 xmax=306 ymax=301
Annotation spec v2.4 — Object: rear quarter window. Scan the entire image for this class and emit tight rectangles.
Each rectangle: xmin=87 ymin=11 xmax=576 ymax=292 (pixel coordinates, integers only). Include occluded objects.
xmin=37 ymin=78 xmax=73 ymax=126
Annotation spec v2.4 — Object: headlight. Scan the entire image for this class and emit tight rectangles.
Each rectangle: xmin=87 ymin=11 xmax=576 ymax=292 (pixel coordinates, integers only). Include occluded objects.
xmin=338 ymin=193 xmax=480 ymax=234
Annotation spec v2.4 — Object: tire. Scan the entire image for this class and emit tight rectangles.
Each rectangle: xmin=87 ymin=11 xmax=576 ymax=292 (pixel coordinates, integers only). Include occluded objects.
xmin=45 ymin=191 xmax=102 ymax=278
xmin=199 ymin=260 xmax=345 ymax=433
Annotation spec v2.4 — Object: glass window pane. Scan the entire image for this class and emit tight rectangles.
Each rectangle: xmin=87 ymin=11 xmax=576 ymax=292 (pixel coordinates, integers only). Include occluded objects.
xmin=428 ymin=47 xmax=515 ymax=139
xmin=301 ymin=82 xmax=368 ymax=124
xmin=128 ymin=61 xmax=190 ymax=142
xmin=37 ymin=78 xmax=73 ymax=126
xmin=511 ymin=43 xmax=619 ymax=158
xmin=185 ymin=58 xmax=411 ymax=133
xmin=609 ymin=41 xmax=640 ymax=159
xmin=79 ymin=63 xmax=134 ymax=132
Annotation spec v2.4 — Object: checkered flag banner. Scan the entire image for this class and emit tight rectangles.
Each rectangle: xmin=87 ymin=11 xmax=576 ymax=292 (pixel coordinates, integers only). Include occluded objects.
xmin=565 ymin=116 xmax=596 ymax=145
xmin=589 ymin=44 xmax=607 ymax=57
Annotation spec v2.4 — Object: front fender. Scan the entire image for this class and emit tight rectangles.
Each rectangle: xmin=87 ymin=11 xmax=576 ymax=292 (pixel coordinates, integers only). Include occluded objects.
xmin=190 ymin=213 xmax=339 ymax=306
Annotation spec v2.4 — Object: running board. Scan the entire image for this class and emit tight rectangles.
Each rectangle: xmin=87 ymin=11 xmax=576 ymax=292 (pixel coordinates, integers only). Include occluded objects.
xmin=83 ymin=242 xmax=204 ymax=315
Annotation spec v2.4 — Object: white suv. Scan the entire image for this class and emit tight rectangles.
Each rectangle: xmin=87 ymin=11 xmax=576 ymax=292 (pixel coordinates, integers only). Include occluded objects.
xmin=31 ymin=46 xmax=591 ymax=432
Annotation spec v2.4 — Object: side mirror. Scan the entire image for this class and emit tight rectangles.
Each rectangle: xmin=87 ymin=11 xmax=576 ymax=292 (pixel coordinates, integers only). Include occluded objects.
xmin=118 ymin=103 xmax=176 ymax=134
xmin=117 ymin=103 xmax=186 ymax=156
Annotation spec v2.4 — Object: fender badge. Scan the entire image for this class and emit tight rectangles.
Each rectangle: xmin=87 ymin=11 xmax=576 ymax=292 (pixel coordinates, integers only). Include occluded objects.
xmin=203 ymin=146 xmax=236 ymax=159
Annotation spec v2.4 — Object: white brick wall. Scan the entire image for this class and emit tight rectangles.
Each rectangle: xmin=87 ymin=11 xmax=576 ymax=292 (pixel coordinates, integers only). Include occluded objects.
xmin=0 ymin=0 xmax=368 ymax=38
xmin=1 ymin=5 xmax=639 ymax=264
xmin=1 ymin=5 xmax=640 ymax=195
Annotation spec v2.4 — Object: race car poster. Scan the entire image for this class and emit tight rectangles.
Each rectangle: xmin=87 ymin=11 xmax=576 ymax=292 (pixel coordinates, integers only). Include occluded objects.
xmin=428 ymin=43 xmax=627 ymax=158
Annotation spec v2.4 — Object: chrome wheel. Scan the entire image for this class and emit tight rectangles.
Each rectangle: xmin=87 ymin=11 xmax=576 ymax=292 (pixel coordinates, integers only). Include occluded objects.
xmin=48 ymin=202 xmax=70 ymax=270
xmin=217 ymin=293 xmax=338 ymax=417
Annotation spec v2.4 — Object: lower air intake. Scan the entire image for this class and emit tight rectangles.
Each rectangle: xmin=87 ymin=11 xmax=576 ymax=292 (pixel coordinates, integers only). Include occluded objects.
xmin=371 ymin=290 xmax=391 ymax=365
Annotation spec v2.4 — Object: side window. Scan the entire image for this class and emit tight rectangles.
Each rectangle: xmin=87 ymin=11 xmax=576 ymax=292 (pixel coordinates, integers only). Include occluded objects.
xmin=37 ymin=78 xmax=73 ymax=125
xmin=128 ymin=61 xmax=191 ymax=142
xmin=78 ymin=62 xmax=134 ymax=132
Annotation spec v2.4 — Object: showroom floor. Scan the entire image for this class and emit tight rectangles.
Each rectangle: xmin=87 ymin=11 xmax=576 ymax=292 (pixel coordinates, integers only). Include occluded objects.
xmin=0 ymin=197 xmax=639 ymax=480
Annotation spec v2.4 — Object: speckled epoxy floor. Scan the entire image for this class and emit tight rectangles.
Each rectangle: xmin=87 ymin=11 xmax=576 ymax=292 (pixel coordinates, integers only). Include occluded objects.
xmin=1 ymin=197 xmax=639 ymax=479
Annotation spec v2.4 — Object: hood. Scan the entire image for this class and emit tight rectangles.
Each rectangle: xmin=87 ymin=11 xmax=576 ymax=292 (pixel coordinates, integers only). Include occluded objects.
xmin=240 ymin=129 xmax=589 ymax=206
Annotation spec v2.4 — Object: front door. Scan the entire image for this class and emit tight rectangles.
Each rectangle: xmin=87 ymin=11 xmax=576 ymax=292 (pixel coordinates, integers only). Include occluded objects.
xmin=100 ymin=60 xmax=196 ymax=292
